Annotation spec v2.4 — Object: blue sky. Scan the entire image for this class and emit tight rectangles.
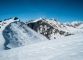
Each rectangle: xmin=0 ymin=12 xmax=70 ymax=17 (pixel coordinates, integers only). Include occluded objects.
xmin=0 ymin=0 xmax=83 ymax=23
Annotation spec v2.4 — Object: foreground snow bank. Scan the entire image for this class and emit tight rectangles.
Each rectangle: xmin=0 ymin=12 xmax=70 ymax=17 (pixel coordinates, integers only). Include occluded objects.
xmin=0 ymin=33 xmax=83 ymax=60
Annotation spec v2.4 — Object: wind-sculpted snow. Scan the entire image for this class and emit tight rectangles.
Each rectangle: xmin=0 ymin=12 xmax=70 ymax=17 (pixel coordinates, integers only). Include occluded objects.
xmin=0 ymin=17 xmax=19 ymax=50
xmin=3 ymin=21 xmax=47 ymax=49
xmin=0 ymin=33 xmax=83 ymax=60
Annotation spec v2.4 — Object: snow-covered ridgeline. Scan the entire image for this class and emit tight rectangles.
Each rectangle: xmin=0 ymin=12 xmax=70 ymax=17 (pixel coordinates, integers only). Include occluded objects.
xmin=2 ymin=21 xmax=48 ymax=49
xmin=64 ymin=21 xmax=83 ymax=34
xmin=26 ymin=18 xmax=72 ymax=40
xmin=0 ymin=17 xmax=19 ymax=51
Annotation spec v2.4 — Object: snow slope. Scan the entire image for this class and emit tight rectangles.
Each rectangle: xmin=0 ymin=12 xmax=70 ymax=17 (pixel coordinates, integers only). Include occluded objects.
xmin=0 ymin=33 xmax=83 ymax=60
xmin=3 ymin=21 xmax=47 ymax=49
xmin=0 ymin=17 xmax=19 ymax=50
xmin=77 ymin=24 xmax=83 ymax=29
xmin=66 ymin=26 xmax=83 ymax=34
xmin=0 ymin=17 xmax=48 ymax=51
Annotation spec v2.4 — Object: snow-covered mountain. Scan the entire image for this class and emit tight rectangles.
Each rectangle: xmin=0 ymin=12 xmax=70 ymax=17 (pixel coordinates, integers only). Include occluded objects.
xmin=0 ymin=17 xmax=47 ymax=51
xmin=0 ymin=17 xmax=19 ymax=50
xmin=26 ymin=18 xmax=83 ymax=40
xmin=0 ymin=17 xmax=83 ymax=60
xmin=26 ymin=18 xmax=72 ymax=40
xmin=64 ymin=21 xmax=83 ymax=34
xmin=64 ymin=21 xmax=83 ymax=28
xmin=0 ymin=17 xmax=83 ymax=51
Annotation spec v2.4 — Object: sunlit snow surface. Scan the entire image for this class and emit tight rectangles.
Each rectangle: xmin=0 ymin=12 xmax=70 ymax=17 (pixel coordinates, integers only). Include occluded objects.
xmin=3 ymin=21 xmax=47 ymax=48
xmin=0 ymin=18 xmax=19 ymax=50
xmin=0 ymin=18 xmax=47 ymax=51
xmin=0 ymin=33 xmax=83 ymax=60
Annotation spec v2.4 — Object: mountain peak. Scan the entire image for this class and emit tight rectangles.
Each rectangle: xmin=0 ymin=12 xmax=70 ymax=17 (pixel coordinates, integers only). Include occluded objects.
xmin=13 ymin=17 xmax=19 ymax=20
xmin=64 ymin=20 xmax=83 ymax=28
xmin=39 ymin=17 xmax=43 ymax=20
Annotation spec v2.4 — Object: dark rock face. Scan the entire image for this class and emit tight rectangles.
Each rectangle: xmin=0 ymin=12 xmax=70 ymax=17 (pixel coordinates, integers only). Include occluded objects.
xmin=59 ymin=31 xmax=65 ymax=35
xmin=0 ymin=21 xmax=2 ymax=22
xmin=14 ymin=17 xmax=18 ymax=20
xmin=26 ymin=19 xmax=71 ymax=40
xmin=27 ymin=20 xmax=54 ymax=39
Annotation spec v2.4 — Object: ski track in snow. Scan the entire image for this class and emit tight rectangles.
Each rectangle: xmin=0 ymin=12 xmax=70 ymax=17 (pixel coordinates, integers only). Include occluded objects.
xmin=0 ymin=33 xmax=83 ymax=60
